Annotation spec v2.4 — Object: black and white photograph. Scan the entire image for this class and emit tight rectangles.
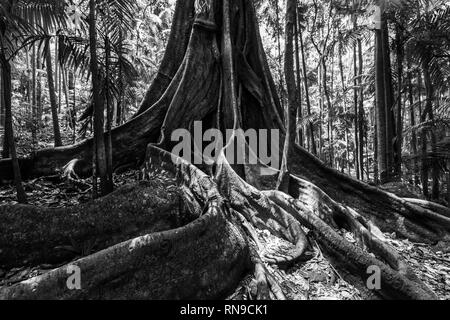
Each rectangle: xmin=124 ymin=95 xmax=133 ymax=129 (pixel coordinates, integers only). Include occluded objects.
xmin=0 ymin=0 xmax=449 ymax=307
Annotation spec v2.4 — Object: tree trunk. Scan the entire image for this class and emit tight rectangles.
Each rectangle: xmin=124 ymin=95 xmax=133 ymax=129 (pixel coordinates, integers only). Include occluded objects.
xmin=357 ymin=39 xmax=365 ymax=180
xmin=322 ymin=60 xmax=333 ymax=167
xmin=0 ymin=63 xmax=5 ymax=158
xmin=447 ymin=160 xmax=450 ymax=208
xmin=274 ymin=0 xmax=285 ymax=109
xmin=72 ymin=68 xmax=77 ymax=143
xmin=31 ymin=44 xmax=37 ymax=149
xmin=45 ymin=40 xmax=63 ymax=147
xmin=37 ymin=50 xmax=43 ymax=134
xmin=89 ymin=0 xmax=113 ymax=196
xmin=105 ymin=34 xmax=114 ymax=194
xmin=353 ymin=12 xmax=359 ymax=180
xmin=381 ymin=19 xmax=396 ymax=179
xmin=116 ymin=31 xmax=124 ymax=126
xmin=421 ymin=55 xmax=438 ymax=200
xmin=56 ymin=37 xmax=61 ymax=113
xmin=1 ymin=63 xmax=10 ymax=159
xmin=407 ymin=59 xmax=419 ymax=186
xmin=299 ymin=27 xmax=316 ymax=155
xmin=62 ymin=69 xmax=70 ymax=129
xmin=374 ymin=101 xmax=379 ymax=184
xmin=318 ymin=61 xmax=323 ymax=158
xmin=0 ymin=52 xmax=27 ymax=203
xmin=277 ymin=0 xmax=297 ymax=192
xmin=394 ymin=23 xmax=404 ymax=177
xmin=338 ymin=46 xmax=351 ymax=176
xmin=294 ymin=4 xmax=303 ymax=148
xmin=375 ymin=27 xmax=388 ymax=183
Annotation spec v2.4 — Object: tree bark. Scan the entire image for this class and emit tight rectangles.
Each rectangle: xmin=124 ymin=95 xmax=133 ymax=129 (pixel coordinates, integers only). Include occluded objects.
xmin=0 ymin=179 xmax=190 ymax=269
xmin=407 ymin=59 xmax=419 ymax=186
xmin=45 ymin=40 xmax=63 ymax=147
xmin=31 ymin=44 xmax=37 ymax=149
xmin=0 ymin=52 xmax=27 ymax=203
xmin=294 ymin=4 xmax=303 ymax=148
xmin=375 ymin=28 xmax=388 ymax=183
xmin=353 ymin=39 xmax=360 ymax=180
xmin=277 ymin=0 xmax=297 ymax=192
xmin=299 ymin=27 xmax=316 ymax=155
xmin=420 ymin=54 xmax=439 ymax=200
xmin=394 ymin=23 xmax=404 ymax=177
xmin=381 ymin=19 xmax=396 ymax=179
xmin=105 ymin=34 xmax=114 ymax=194
xmin=357 ymin=39 xmax=365 ymax=180
xmin=0 ymin=63 xmax=5 ymax=158
xmin=1 ymin=63 xmax=10 ymax=159
xmin=36 ymin=49 xmax=42 ymax=134
xmin=89 ymin=0 xmax=113 ymax=196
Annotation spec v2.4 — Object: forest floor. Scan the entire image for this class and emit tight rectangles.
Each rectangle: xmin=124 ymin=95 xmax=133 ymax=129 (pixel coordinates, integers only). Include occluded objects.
xmin=0 ymin=169 xmax=449 ymax=300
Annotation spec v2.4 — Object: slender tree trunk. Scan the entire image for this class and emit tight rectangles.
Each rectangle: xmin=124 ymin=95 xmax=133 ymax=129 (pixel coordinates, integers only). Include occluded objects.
xmin=330 ymin=53 xmax=335 ymax=169
xmin=0 ymin=52 xmax=27 ymax=203
xmin=318 ymin=61 xmax=323 ymax=158
xmin=299 ymin=27 xmax=316 ymax=155
xmin=294 ymin=5 xmax=303 ymax=147
xmin=358 ymin=38 xmax=365 ymax=180
xmin=322 ymin=60 xmax=333 ymax=167
xmin=72 ymin=69 xmax=77 ymax=143
xmin=277 ymin=0 xmax=297 ymax=192
xmin=339 ymin=46 xmax=351 ymax=176
xmin=36 ymin=49 xmax=42 ymax=136
xmin=116 ymin=31 xmax=124 ymax=126
xmin=353 ymin=42 xmax=360 ymax=180
xmin=62 ymin=69 xmax=70 ymax=128
xmin=0 ymin=63 xmax=5 ymax=158
xmin=375 ymin=26 xmax=388 ymax=183
xmin=274 ymin=0 xmax=285 ymax=108
xmin=31 ymin=44 xmax=37 ymax=149
xmin=420 ymin=59 xmax=433 ymax=199
xmin=1 ymin=63 xmax=9 ymax=159
xmin=418 ymin=48 xmax=439 ymax=200
xmin=407 ymin=59 xmax=419 ymax=186
xmin=422 ymin=62 xmax=439 ymax=200
xmin=55 ymin=38 xmax=60 ymax=113
xmin=374 ymin=101 xmax=379 ymax=184
xmin=394 ymin=23 xmax=404 ymax=177
xmin=25 ymin=48 xmax=31 ymax=108
xmin=89 ymin=0 xmax=113 ymax=196
xmin=447 ymin=159 xmax=450 ymax=208
xmin=381 ymin=19 xmax=395 ymax=179
xmin=45 ymin=41 xmax=63 ymax=147
xmin=105 ymin=34 xmax=114 ymax=194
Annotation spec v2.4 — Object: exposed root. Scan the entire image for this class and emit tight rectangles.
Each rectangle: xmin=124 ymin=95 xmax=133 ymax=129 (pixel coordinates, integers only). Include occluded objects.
xmin=0 ymin=178 xmax=186 ymax=269
xmin=266 ymin=189 xmax=437 ymax=299
xmin=234 ymin=209 xmax=286 ymax=300
xmin=291 ymin=145 xmax=450 ymax=244
xmin=0 ymin=147 xmax=250 ymax=300
xmin=286 ymin=175 xmax=411 ymax=276
xmin=215 ymin=152 xmax=309 ymax=267
xmin=61 ymin=159 xmax=81 ymax=181
xmin=403 ymin=198 xmax=450 ymax=219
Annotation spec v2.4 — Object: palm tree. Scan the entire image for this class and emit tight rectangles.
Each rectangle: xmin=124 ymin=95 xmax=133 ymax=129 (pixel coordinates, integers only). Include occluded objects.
xmin=277 ymin=0 xmax=297 ymax=192
xmin=0 ymin=0 xmax=67 ymax=202
xmin=402 ymin=0 xmax=450 ymax=198
xmin=44 ymin=38 xmax=63 ymax=147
